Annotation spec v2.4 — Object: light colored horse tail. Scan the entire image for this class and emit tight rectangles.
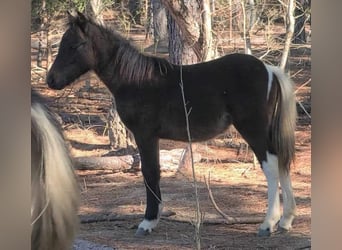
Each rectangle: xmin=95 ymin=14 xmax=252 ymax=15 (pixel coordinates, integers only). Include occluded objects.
xmin=31 ymin=94 xmax=79 ymax=250
xmin=266 ymin=65 xmax=297 ymax=175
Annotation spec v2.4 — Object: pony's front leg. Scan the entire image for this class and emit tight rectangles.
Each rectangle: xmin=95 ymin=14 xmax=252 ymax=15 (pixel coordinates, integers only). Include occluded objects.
xmin=258 ymin=152 xmax=281 ymax=236
xmin=134 ymin=136 xmax=163 ymax=236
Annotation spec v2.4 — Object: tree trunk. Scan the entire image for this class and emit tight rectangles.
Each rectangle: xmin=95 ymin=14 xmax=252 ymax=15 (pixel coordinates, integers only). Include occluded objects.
xmin=240 ymin=0 xmax=257 ymax=55
xmin=280 ymin=0 xmax=296 ymax=70
xmin=128 ymin=0 xmax=142 ymax=24
xmin=37 ymin=0 xmax=47 ymax=68
xmin=201 ymin=0 xmax=215 ymax=60
xmin=163 ymin=0 xmax=215 ymax=63
xmin=85 ymin=0 xmax=104 ymax=25
xmin=165 ymin=0 xmax=201 ymax=64
xmin=293 ymin=0 xmax=308 ymax=44
xmin=151 ymin=0 xmax=169 ymax=48
xmin=107 ymin=97 xmax=136 ymax=151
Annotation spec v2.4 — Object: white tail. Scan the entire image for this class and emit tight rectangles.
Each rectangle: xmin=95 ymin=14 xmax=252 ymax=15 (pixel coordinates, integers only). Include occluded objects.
xmin=31 ymin=93 xmax=79 ymax=250
xmin=265 ymin=64 xmax=297 ymax=174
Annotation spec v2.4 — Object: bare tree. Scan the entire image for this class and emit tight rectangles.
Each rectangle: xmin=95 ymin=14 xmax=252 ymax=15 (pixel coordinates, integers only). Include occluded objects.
xmin=293 ymin=0 xmax=310 ymax=44
xmin=241 ymin=0 xmax=257 ymax=54
xmin=280 ymin=0 xmax=295 ymax=70
xmin=37 ymin=0 xmax=47 ymax=68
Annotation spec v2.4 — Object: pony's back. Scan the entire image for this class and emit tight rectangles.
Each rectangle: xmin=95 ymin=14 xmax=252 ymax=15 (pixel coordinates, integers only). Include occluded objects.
xmin=31 ymin=90 xmax=79 ymax=250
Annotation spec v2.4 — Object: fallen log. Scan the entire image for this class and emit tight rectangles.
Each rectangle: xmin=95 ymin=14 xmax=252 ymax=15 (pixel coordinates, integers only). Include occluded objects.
xmin=74 ymin=155 xmax=134 ymax=171
xmin=73 ymin=148 xmax=202 ymax=171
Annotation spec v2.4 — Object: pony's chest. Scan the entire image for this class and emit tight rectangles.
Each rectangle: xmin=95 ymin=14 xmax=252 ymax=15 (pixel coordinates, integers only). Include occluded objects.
xmin=114 ymin=87 xmax=161 ymax=129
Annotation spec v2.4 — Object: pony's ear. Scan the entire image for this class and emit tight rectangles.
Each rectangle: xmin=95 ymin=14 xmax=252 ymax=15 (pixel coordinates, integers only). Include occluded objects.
xmin=67 ymin=9 xmax=87 ymax=32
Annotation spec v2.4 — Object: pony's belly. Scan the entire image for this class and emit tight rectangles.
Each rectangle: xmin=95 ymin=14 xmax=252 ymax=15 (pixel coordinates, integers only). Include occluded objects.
xmin=158 ymin=112 xmax=232 ymax=142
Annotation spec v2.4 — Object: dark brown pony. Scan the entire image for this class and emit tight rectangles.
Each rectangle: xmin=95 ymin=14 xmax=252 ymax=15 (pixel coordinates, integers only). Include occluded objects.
xmin=47 ymin=11 xmax=297 ymax=237
xmin=31 ymin=90 xmax=79 ymax=249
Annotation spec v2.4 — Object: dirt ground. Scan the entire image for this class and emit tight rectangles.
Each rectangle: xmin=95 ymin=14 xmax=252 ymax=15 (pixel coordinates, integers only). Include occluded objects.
xmin=31 ymin=17 xmax=311 ymax=250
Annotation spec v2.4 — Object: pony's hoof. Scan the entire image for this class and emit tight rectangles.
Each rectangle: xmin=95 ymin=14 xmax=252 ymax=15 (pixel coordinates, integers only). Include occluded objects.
xmin=257 ymin=228 xmax=271 ymax=237
xmin=135 ymin=227 xmax=150 ymax=237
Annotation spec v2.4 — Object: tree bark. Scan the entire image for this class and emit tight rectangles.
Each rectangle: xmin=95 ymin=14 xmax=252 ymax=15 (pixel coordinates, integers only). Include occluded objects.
xmin=162 ymin=0 xmax=215 ymax=63
xmin=165 ymin=0 xmax=202 ymax=64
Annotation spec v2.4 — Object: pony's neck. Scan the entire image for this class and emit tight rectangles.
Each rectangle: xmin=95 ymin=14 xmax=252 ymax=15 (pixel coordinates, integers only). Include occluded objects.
xmin=89 ymin=25 xmax=121 ymax=88
xmin=89 ymin=22 xmax=170 ymax=91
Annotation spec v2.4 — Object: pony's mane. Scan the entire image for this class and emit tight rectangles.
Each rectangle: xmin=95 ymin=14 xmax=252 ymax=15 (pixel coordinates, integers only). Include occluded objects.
xmin=73 ymin=15 xmax=172 ymax=84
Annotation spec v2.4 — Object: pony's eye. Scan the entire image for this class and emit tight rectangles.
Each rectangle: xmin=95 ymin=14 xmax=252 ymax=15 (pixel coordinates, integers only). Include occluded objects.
xmin=71 ymin=41 xmax=86 ymax=49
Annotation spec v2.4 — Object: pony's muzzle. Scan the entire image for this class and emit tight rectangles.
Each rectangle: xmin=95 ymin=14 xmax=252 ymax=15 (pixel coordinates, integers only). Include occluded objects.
xmin=46 ymin=73 xmax=63 ymax=90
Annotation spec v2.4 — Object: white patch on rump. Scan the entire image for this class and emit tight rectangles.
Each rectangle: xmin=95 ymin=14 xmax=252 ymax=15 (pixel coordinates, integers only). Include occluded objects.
xmin=264 ymin=64 xmax=274 ymax=100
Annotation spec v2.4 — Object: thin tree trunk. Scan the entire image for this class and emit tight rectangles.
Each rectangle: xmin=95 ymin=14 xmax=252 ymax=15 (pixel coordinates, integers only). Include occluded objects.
xmin=128 ymin=0 xmax=141 ymax=24
xmin=151 ymin=0 xmax=169 ymax=48
xmin=280 ymin=0 xmax=296 ymax=70
xmin=37 ymin=0 xmax=47 ymax=68
xmin=241 ymin=0 xmax=250 ymax=54
xmin=293 ymin=0 xmax=307 ymax=44
xmin=201 ymin=0 xmax=214 ymax=61
xmin=241 ymin=0 xmax=257 ymax=55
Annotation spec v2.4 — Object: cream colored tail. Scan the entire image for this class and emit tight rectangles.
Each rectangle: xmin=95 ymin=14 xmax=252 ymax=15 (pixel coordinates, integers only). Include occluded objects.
xmin=31 ymin=94 xmax=79 ymax=250
xmin=266 ymin=65 xmax=297 ymax=174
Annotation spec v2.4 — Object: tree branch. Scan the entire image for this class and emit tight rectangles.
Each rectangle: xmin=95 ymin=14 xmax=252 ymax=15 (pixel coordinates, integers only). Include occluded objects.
xmin=205 ymin=174 xmax=264 ymax=224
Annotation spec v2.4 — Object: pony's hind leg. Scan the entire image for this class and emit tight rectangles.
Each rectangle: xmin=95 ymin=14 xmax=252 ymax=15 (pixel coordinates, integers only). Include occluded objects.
xmin=258 ymin=152 xmax=282 ymax=236
xmin=233 ymin=119 xmax=281 ymax=236
xmin=278 ymin=170 xmax=296 ymax=231
xmin=134 ymin=136 xmax=163 ymax=236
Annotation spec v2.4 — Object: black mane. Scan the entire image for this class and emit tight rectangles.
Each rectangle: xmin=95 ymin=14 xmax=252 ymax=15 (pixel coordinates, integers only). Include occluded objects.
xmin=82 ymin=15 xmax=172 ymax=84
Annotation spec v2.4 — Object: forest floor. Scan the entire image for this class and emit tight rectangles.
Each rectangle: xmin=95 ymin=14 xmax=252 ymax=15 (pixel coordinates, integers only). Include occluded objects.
xmin=31 ymin=14 xmax=311 ymax=250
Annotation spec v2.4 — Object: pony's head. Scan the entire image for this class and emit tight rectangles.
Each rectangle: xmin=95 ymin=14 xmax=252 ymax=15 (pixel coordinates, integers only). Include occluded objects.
xmin=47 ymin=10 xmax=96 ymax=90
